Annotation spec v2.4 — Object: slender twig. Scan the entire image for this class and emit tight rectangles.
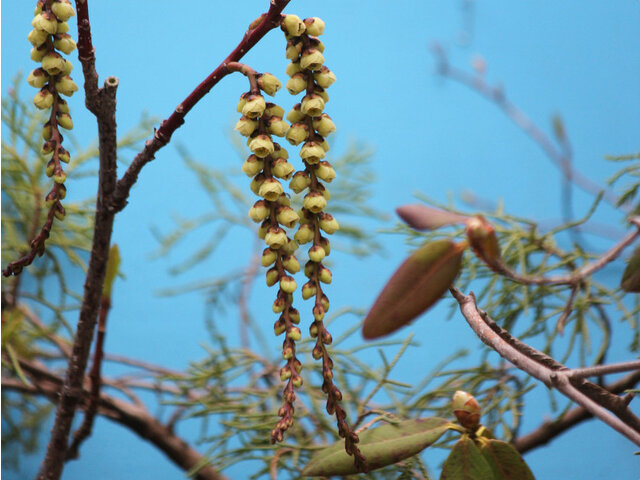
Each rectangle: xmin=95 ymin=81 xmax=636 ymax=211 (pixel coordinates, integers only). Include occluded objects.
xmin=109 ymin=1 xmax=291 ymax=213
xmin=555 ymin=284 xmax=578 ymax=333
xmin=513 ymin=370 xmax=640 ymax=453
xmin=568 ymin=360 xmax=640 ymax=380
xmin=450 ymin=287 xmax=640 ymax=446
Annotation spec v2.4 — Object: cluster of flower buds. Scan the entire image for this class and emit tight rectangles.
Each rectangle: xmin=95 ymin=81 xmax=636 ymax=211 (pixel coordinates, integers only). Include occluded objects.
xmin=278 ymin=14 xmax=365 ymax=469
xmin=232 ymin=62 xmax=305 ymax=443
xmin=5 ymin=1 xmax=78 ymax=276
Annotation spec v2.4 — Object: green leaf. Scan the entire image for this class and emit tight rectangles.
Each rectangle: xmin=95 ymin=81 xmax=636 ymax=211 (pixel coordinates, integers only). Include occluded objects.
xmin=102 ymin=244 xmax=121 ymax=298
xmin=440 ymin=435 xmax=494 ymax=480
xmin=362 ymin=239 xmax=465 ymax=339
xmin=480 ymin=440 xmax=535 ymax=480
xmin=301 ymin=417 xmax=454 ymax=477
xmin=621 ymin=245 xmax=640 ymax=293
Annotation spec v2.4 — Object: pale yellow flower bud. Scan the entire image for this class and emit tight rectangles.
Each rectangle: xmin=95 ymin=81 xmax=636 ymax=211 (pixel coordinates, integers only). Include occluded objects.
xmin=42 ymin=123 xmax=52 ymax=140
xmin=250 ymin=173 xmax=266 ymax=195
xmin=46 ymin=159 xmax=56 ymax=177
xmin=308 ymin=245 xmax=326 ymax=263
xmin=275 ymin=193 xmax=290 ymax=206
xmin=318 ymin=213 xmax=339 ymax=234
xmin=285 ymin=39 xmax=302 ymax=61
xmin=54 ymin=203 xmax=66 ymax=221
xmin=57 ymin=22 xmax=70 ymax=34
xmin=53 ymin=34 xmax=76 ymax=54
xmin=57 ymin=146 xmax=70 ymax=163
xmin=33 ymin=89 xmax=54 ymax=110
xmin=31 ymin=48 xmax=47 ymax=62
xmin=303 ymin=192 xmax=327 ymax=214
xmin=28 ymin=28 xmax=49 ymax=47
xmin=265 ymin=227 xmax=288 ymax=250
xmin=318 ymin=266 xmax=332 ymax=284
xmin=61 ymin=59 xmax=73 ymax=75
xmin=294 ymin=223 xmax=315 ymax=244
xmin=280 ymin=365 xmax=292 ymax=381
xmin=57 ymin=112 xmax=73 ymax=130
xmin=314 ymin=161 xmax=336 ymax=183
xmin=286 ymin=104 xmax=305 ymax=124
xmin=304 ymin=17 xmax=325 ymax=37
xmin=282 ymin=255 xmax=300 ymax=274
xmin=33 ymin=12 xmax=58 ymax=34
xmin=452 ymin=391 xmax=482 ymax=430
xmin=316 ymin=88 xmax=329 ymax=104
xmin=54 ymin=75 xmax=78 ymax=96
xmin=313 ymin=114 xmax=336 ymax=137
xmin=265 ymin=103 xmax=285 ymax=118
xmin=257 ymin=73 xmax=282 ymax=96
xmin=242 ymin=94 xmax=266 ymax=119
xmin=286 ymin=62 xmax=302 ymax=77
xmin=266 ymin=267 xmax=280 ymax=286
xmin=301 ymin=281 xmax=317 ymax=300
xmin=313 ymin=66 xmax=336 ymax=88
xmin=300 ymin=49 xmax=325 ymax=72
xmin=262 ymin=248 xmax=278 ymax=267
xmin=57 ymin=98 xmax=69 ymax=114
xmin=249 ymin=200 xmax=269 ymax=223
xmin=289 ymin=171 xmax=311 ymax=194
xmin=282 ymin=237 xmax=298 ymax=256
xmin=242 ymin=155 xmax=264 ymax=177
xmin=236 ymin=93 xmax=248 ymax=113
xmin=266 ymin=117 xmax=289 ymax=137
xmin=42 ymin=52 xmax=66 ymax=75
xmin=258 ymin=177 xmax=284 ymax=201
xmin=300 ymin=141 xmax=326 ymax=165
xmin=286 ymin=73 xmax=307 ymax=95
xmin=274 ymin=318 xmax=286 ymax=336
xmin=287 ymin=325 xmax=302 ymax=340
xmin=318 ymin=236 xmax=331 ymax=256
xmin=273 ymin=297 xmax=286 ymax=313
xmin=285 ymin=123 xmax=309 ymax=146
xmin=272 ymin=158 xmax=295 ymax=180
xmin=235 ymin=116 xmax=258 ymax=137
xmin=282 ymin=15 xmax=306 ymax=37
xmin=276 ymin=205 xmax=299 ymax=228
xmin=249 ymin=134 xmax=275 ymax=158
xmin=27 ymin=68 xmax=48 ymax=88
xmin=272 ymin=143 xmax=289 ymax=160
xmin=53 ymin=169 xmax=66 ymax=184
xmin=300 ymin=94 xmax=325 ymax=117
xmin=51 ymin=0 xmax=76 ymax=22
xmin=280 ymin=275 xmax=297 ymax=294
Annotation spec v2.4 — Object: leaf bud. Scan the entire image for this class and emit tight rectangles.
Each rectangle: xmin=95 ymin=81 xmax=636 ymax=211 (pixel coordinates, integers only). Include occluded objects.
xmin=235 ymin=116 xmax=258 ymax=137
xmin=294 ymin=223 xmax=315 ymax=245
xmin=282 ymin=255 xmax=300 ymax=274
xmin=466 ymin=216 xmax=502 ymax=268
xmin=300 ymin=94 xmax=325 ymax=117
xmin=249 ymin=134 xmax=275 ymax=158
xmin=312 ymin=114 xmax=336 ymax=138
xmin=452 ymin=391 xmax=481 ymax=430
xmin=33 ymin=89 xmax=54 ymax=110
xmin=57 ymin=112 xmax=73 ymax=130
xmin=257 ymin=72 xmax=282 ymax=96
xmin=241 ymin=155 xmax=264 ymax=177
xmin=266 ymin=117 xmax=289 ymax=137
xmin=266 ymin=267 xmax=280 ymax=287
xmin=280 ymin=275 xmax=297 ymax=294
xmin=287 ymin=326 xmax=302 ymax=341
xmin=54 ymin=75 xmax=78 ymax=96
xmin=28 ymin=28 xmax=49 ymax=47
xmin=300 ymin=141 xmax=326 ymax=165
xmin=318 ymin=266 xmax=332 ymax=284
xmin=276 ymin=205 xmax=299 ymax=228
xmin=308 ymin=245 xmax=326 ymax=263
xmin=285 ymin=73 xmax=307 ymax=95
xmin=27 ymin=68 xmax=48 ymax=88
xmin=54 ymin=202 xmax=66 ymax=221
xmin=300 ymin=48 xmax=325 ymax=72
xmin=241 ymin=94 xmax=266 ymax=119
xmin=289 ymin=171 xmax=310 ymax=194
xmin=285 ymin=123 xmax=309 ymax=146
xmin=286 ymin=104 xmax=305 ymax=124
xmin=33 ymin=12 xmax=58 ymax=34
xmin=51 ymin=0 xmax=76 ymax=22
xmin=265 ymin=103 xmax=285 ymax=118
xmin=258 ymin=178 xmax=283 ymax=202
xmin=313 ymin=305 xmax=325 ymax=321
xmin=280 ymin=365 xmax=292 ymax=381
xmin=41 ymin=52 xmax=66 ymax=75
xmin=249 ymin=200 xmax=269 ymax=223
xmin=282 ymin=14 xmax=306 ymax=36
xmin=301 ymin=281 xmax=317 ymax=300
xmin=286 ymin=62 xmax=302 ymax=77
xmin=318 ymin=213 xmax=339 ymax=234
xmin=274 ymin=318 xmax=286 ymax=336
xmin=262 ymin=247 xmax=278 ymax=267
xmin=265 ymin=226 xmax=288 ymax=250
xmin=313 ymin=66 xmax=337 ymax=89
xmin=303 ymin=191 xmax=327 ymax=214
xmin=53 ymin=33 xmax=76 ymax=54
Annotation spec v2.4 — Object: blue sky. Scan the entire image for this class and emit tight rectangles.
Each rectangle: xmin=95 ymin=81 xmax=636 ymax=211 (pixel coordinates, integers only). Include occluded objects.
xmin=2 ymin=1 xmax=640 ymax=479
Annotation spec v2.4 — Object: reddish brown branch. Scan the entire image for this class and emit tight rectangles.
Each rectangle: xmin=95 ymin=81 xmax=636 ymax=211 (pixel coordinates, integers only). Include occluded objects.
xmin=109 ymin=1 xmax=291 ymax=213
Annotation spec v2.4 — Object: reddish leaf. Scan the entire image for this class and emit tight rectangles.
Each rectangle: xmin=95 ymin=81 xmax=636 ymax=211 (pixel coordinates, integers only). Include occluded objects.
xmin=362 ymin=239 xmax=465 ymax=339
xmin=396 ymin=204 xmax=469 ymax=231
